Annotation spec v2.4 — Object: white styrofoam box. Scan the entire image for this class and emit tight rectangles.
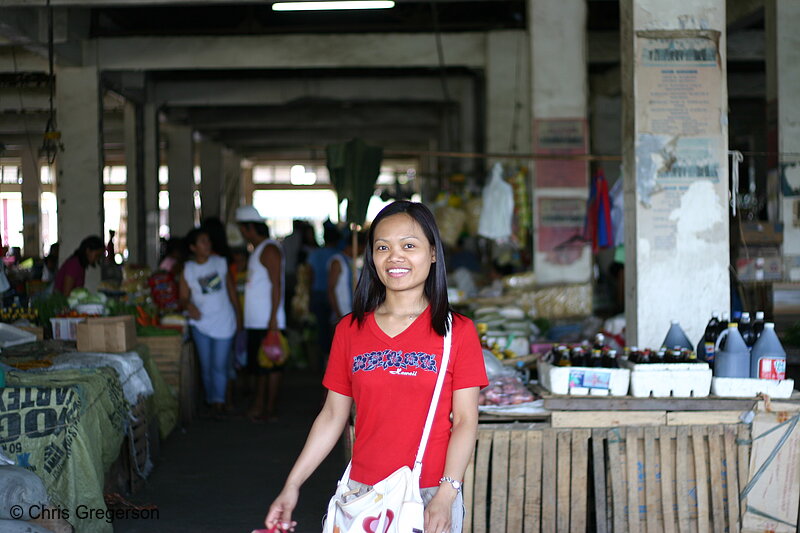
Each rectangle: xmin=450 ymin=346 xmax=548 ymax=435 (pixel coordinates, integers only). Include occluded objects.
xmin=711 ymin=377 xmax=795 ymax=399
xmin=50 ymin=317 xmax=86 ymax=341
xmin=0 ymin=323 xmax=37 ymax=348
xmin=620 ymin=359 xmax=712 ymax=398
xmin=75 ymin=303 xmax=106 ymax=316
xmin=537 ymin=358 xmax=631 ymax=396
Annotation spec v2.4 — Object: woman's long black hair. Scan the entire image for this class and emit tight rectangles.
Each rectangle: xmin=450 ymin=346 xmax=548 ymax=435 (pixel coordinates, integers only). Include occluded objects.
xmin=73 ymin=235 xmax=104 ymax=268
xmin=351 ymin=201 xmax=451 ymax=336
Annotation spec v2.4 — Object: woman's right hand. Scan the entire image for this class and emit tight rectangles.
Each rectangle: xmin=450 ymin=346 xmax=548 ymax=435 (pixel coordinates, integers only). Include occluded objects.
xmin=265 ymin=485 xmax=299 ymax=531
xmin=187 ymin=303 xmax=201 ymax=320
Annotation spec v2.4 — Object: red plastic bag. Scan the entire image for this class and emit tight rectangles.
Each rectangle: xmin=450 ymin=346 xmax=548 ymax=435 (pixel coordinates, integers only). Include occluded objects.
xmin=258 ymin=330 xmax=289 ymax=368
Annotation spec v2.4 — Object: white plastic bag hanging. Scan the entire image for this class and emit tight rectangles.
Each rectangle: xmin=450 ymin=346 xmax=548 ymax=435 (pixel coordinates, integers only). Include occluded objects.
xmin=478 ymin=163 xmax=514 ymax=240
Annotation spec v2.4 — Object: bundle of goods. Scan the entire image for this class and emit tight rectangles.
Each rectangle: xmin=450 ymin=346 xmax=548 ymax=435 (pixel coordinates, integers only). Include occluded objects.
xmin=479 ymin=375 xmax=536 ymax=406
xmin=121 ymin=265 xmax=153 ymax=305
xmin=537 ymin=333 xmax=631 ymax=396
xmin=697 ymin=310 xmax=793 ymax=398
xmin=0 ymin=304 xmax=38 ymax=324
xmin=433 ymin=194 xmax=467 ymax=248
xmin=480 ymin=276 xmax=592 ymax=320
xmin=148 ymin=271 xmax=179 ymax=311
xmin=479 ymin=349 xmax=535 ymax=407
xmin=621 ymin=321 xmax=712 ymax=398
xmin=473 ymin=305 xmax=537 ymax=360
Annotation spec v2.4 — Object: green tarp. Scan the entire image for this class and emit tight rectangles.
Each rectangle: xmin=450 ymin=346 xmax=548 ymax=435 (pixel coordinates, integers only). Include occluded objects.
xmin=2 ymin=367 xmax=127 ymax=533
xmin=327 ymin=138 xmax=383 ymax=226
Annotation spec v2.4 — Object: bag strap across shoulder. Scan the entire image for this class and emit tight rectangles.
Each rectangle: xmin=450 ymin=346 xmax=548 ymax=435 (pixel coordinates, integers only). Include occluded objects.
xmin=413 ymin=313 xmax=453 ymax=469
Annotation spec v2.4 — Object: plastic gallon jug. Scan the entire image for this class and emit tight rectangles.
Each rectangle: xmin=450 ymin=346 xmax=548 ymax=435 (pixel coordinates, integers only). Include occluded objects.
xmin=661 ymin=320 xmax=694 ymax=351
xmin=749 ymin=323 xmax=786 ymax=380
xmin=714 ymin=323 xmax=750 ymax=378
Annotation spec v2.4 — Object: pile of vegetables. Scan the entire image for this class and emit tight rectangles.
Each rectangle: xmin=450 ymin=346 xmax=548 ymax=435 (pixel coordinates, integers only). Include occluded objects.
xmin=67 ymin=288 xmax=109 ymax=309
xmin=31 ymin=292 xmax=69 ymax=325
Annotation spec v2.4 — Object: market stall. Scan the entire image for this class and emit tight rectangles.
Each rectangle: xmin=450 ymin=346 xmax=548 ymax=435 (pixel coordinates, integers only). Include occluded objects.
xmin=456 ymin=271 xmax=800 ymax=533
xmin=0 ymin=335 xmax=181 ymax=533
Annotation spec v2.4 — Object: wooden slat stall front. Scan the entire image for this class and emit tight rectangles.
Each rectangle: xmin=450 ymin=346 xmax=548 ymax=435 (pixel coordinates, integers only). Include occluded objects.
xmin=464 ymin=423 xmax=750 ymax=533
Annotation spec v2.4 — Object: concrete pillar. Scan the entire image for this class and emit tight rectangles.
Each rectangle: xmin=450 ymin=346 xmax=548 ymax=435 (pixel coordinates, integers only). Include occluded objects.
xmin=143 ymin=103 xmax=161 ymax=268
xmin=529 ymin=0 xmax=591 ymax=285
xmin=222 ymin=149 xmax=242 ymax=223
xmin=486 ymin=30 xmax=531 ymax=163
xmin=621 ymin=0 xmax=729 ymax=348
xmin=124 ymin=101 xmax=143 ymax=263
xmin=55 ymin=66 xmax=104 ymax=260
xmin=767 ymin=2 xmax=800 ymax=280
xmin=199 ymin=140 xmax=223 ymax=220
xmin=165 ymin=124 xmax=195 ymax=238
xmin=20 ymin=146 xmax=42 ymax=257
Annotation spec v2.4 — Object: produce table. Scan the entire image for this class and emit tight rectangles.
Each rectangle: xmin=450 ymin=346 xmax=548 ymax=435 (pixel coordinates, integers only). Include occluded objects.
xmin=0 ymin=341 xmax=179 ymax=533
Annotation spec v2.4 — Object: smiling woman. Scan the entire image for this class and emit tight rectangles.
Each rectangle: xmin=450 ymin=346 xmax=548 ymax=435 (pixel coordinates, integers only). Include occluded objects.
xmin=263 ymin=200 xmax=487 ymax=533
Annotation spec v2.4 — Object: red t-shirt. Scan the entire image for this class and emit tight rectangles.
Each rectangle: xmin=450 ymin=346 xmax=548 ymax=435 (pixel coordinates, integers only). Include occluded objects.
xmin=323 ymin=308 xmax=488 ymax=487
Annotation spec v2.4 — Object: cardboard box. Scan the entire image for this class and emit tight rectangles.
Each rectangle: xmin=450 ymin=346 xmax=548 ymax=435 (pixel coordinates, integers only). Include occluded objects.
xmin=76 ymin=315 xmax=137 ymax=353
xmin=736 ymin=252 xmax=783 ymax=282
xmin=740 ymin=221 xmax=784 ymax=245
xmin=773 ymin=282 xmax=800 ymax=314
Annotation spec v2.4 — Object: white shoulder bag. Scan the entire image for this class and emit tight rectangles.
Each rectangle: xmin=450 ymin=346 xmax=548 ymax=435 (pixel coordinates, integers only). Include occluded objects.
xmin=322 ymin=317 xmax=453 ymax=533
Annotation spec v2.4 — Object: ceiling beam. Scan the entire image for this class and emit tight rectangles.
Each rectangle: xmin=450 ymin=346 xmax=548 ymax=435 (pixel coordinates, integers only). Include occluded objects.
xmin=166 ymin=103 xmax=444 ymax=129
xmin=0 ymin=0 xmax=494 ymax=4
xmin=213 ymin=125 xmax=437 ymax=146
xmin=89 ymin=32 xmax=488 ymax=70
xmin=153 ymin=75 xmax=477 ymax=107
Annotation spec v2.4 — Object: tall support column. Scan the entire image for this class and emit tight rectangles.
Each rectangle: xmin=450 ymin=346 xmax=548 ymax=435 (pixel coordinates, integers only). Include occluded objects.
xmin=56 ymin=66 xmax=104 ymax=260
xmin=621 ymin=0 xmax=729 ymax=347
xmin=199 ymin=140 xmax=223 ymax=220
xmin=528 ymin=0 xmax=591 ymax=284
xmin=20 ymin=146 xmax=42 ymax=257
xmin=165 ymin=124 xmax=195 ymax=238
xmin=222 ymin=149 xmax=242 ymax=223
xmin=143 ymin=103 xmax=161 ymax=268
xmin=767 ymin=1 xmax=800 ymax=280
xmin=486 ymin=30 xmax=531 ymax=165
xmin=124 ymin=101 xmax=143 ymax=263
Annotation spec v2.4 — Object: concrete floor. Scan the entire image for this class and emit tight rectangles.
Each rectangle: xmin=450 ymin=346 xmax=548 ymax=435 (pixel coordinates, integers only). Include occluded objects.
xmin=115 ymin=371 xmax=344 ymax=533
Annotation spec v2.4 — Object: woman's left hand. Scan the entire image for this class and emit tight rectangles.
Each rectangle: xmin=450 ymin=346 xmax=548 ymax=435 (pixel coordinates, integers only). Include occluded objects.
xmin=424 ymin=491 xmax=454 ymax=533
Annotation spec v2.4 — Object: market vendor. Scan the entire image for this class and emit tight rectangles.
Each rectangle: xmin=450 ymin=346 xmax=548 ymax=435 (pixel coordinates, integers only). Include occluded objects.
xmin=54 ymin=235 xmax=105 ymax=297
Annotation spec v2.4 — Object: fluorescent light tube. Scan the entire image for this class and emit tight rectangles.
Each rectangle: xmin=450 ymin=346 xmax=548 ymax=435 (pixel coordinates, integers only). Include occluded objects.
xmin=273 ymin=1 xmax=395 ymax=11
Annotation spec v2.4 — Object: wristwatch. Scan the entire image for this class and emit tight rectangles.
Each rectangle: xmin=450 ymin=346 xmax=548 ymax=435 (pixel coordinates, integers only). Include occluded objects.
xmin=439 ymin=476 xmax=462 ymax=492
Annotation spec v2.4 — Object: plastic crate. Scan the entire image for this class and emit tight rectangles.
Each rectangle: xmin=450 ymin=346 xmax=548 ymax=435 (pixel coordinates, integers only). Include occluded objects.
xmin=620 ymin=359 xmax=712 ymax=398
xmin=50 ymin=317 xmax=86 ymax=341
xmin=0 ymin=323 xmax=38 ymax=348
xmin=711 ymin=377 xmax=795 ymax=399
xmin=537 ymin=358 xmax=631 ymax=396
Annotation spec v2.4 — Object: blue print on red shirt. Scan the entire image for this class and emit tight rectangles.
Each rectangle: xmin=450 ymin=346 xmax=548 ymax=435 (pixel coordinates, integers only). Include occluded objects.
xmin=352 ymin=350 xmax=438 ymax=374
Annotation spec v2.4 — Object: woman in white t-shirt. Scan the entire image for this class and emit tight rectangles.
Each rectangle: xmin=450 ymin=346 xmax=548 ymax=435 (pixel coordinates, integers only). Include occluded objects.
xmin=179 ymin=229 xmax=241 ymax=417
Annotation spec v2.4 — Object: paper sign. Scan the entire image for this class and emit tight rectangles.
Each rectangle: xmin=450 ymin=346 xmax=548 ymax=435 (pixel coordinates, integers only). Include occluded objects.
xmin=568 ymin=369 xmax=611 ymax=390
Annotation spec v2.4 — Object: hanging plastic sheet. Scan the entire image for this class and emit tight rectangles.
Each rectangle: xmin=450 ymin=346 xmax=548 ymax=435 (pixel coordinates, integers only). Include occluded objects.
xmin=583 ymin=169 xmax=613 ymax=253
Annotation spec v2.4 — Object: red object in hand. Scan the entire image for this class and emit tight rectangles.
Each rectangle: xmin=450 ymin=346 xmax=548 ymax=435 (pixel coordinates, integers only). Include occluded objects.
xmin=261 ymin=331 xmax=285 ymax=362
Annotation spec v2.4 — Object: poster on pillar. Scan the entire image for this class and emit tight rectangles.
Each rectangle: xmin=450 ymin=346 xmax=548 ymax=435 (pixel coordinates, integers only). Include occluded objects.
xmin=533 ymin=119 xmax=588 ymax=189
xmin=532 ymin=119 xmax=590 ymax=282
xmin=634 ymin=32 xmax=727 ymax=252
xmin=536 ymin=196 xmax=587 ymax=264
